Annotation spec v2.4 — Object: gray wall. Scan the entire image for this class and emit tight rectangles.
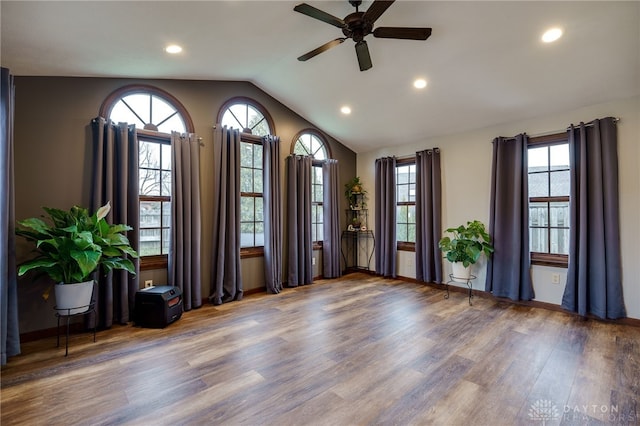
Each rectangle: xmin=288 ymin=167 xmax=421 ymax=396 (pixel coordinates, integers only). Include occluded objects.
xmin=14 ymin=76 xmax=357 ymax=334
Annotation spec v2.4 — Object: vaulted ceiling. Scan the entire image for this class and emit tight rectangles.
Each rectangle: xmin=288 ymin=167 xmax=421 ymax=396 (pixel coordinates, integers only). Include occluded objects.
xmin=2 ymin=1 xmax=638 ymax=153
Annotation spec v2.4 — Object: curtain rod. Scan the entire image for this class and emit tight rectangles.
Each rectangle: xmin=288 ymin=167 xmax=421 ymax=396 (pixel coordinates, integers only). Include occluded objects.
xmin=501 ymin=117 xmax=621 ymax=140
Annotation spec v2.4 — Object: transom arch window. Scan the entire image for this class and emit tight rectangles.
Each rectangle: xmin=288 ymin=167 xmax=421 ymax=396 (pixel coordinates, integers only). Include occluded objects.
xmin=292 ymin=129 xmax=331 ymax=160
xmin=100 ymin=84 xmax=194 ymax=269
xmin=217 ymin=97 xmax=274 ymax=136
xmin=99 ymin=84 xmax=194 ymax=133
xmin=292 ymin=130 xmax=331 ymax=244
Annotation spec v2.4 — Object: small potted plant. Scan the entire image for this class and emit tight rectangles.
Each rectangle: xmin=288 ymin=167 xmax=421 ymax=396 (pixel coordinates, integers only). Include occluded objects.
xmin=16 ymin=202 xmax=138 ymax=314
xmin=438 ymin=220 xmax=494 ymax=282
xmin=345 ymin=176 xmax=367 ymax=209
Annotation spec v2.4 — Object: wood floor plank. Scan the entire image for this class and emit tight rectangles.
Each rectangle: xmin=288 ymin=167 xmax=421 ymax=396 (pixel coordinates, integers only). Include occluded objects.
xmin=2 ymin=273 xmax=638 ymax=425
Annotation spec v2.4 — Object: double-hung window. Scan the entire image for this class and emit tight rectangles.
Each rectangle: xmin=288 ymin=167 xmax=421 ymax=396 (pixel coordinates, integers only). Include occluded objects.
xmin=528 ymin=134 xmax=570 ymax=267
xmin=396 ymin=160 xmax=416 ymax=250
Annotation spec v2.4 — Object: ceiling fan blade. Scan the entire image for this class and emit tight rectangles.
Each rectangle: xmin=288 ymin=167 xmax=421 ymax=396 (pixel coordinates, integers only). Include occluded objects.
xmin=355 ymin=40 xmax=373 ymax=72
xmin=298 ymin=38 xmax=346 ymax=62
xmin=293 ymin=3 xmax=346 ymax=29
xmin=373 ymin=27 xmax=432 ymax=40
xmin=363 ymin=0 xmax=395 ymax=24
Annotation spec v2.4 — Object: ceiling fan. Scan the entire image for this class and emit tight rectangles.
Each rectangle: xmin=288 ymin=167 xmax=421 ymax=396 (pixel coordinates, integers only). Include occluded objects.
xmin=294 ymin=0 xmax=432 ymax=72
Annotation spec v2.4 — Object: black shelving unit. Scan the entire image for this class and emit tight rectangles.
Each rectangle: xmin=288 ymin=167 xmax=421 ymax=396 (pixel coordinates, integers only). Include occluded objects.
xmin=341 ymin=192 xmax=375 ymax=271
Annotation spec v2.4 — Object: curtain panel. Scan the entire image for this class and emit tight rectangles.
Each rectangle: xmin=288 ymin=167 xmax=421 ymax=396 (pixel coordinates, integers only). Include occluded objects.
xmin=561 ymin=118 xmax=625 ymax=319
xmin=263 ymin=135 xmax=283 ymax=294
xmin=415 ymin=148 xmax=442 ymax=284
xmin=91 ymin=118 xmax=141 ymax=327
xmin=209 ymin=125 xmax=243 ymax=305
xmin=484 ymin=134 xmax=534 ymax=301
xmin=1 ymin=67 xmax=20 ymax=365
xmin=169 ymin=132 xmax=202 ymax=310
xmin=323 ymin=159 xmax=342 ymax=279
xmin=286 ymin=155 xmax=313 ymax=286
xmin=375 ymin=156 xmax=397 ymax=277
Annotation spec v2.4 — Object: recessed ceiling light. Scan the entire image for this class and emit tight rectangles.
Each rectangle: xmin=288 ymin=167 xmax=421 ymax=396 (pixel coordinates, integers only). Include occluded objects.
xmin=165 ymin=44 xmax=183 ymax=54
xmin=414 ymin=78 xmax=427 ymax=89
xmin=541 ymin=28 xmax=563 ymax=43
xmin=341 ymin=106 xmax=352 ymax=115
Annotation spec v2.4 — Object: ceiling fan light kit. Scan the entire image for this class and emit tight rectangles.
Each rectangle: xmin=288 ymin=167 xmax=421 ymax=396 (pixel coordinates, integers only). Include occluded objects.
xmin=294 ymin=0 xmax=432 ymax=71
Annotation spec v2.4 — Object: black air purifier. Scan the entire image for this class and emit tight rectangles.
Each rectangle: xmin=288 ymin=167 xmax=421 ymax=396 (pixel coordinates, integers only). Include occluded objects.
xmin=135 ymin=286 xmax=183 ymax=328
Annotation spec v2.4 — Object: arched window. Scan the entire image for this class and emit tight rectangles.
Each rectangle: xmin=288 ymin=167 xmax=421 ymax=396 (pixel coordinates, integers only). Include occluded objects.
xmin=218 ymin=97 xmax=274 ymax=136
xmin=218 ymin=98 xmax=274 ymax=250
xmin=100 ymin=85 xmax=193 ymax=269
xmin=292 ymin=130 xmax=331 ymax=243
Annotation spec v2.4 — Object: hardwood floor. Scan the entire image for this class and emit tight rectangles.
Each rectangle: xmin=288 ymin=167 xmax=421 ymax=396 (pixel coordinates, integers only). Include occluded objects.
xmin=2 ymin=273 xmax=639 ymax=425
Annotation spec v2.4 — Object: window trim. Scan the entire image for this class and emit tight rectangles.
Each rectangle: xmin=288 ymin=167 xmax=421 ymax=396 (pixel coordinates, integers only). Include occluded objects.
xmin=528 ymin=132 xmax=570 ymax=268
xmin=239 ymin=136 xmax=265 ymax=256
xmin=396 ymin=157 xmax=416 ymax=251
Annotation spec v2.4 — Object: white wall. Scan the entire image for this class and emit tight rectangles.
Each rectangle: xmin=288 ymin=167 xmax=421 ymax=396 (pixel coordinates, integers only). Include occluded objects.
xmin=357 ymin=95 xmax=640 ymax=319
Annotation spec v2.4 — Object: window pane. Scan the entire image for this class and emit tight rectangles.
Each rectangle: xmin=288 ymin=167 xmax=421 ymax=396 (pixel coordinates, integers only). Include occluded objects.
xmin=550 ymin=228 xmax=569 ymax=254
xmin=240 ymin=168 xmax=253 ymax=192
xmin=408 ymin=224 xmax=416 ymax=243
xmin=397 ymin=205 xmax=408 ymax=222
xmin=162 ymin=201 xmax=171 ymax=227
xmin=140 ymin=201 xmax=161 ymax=227
xmin=253 ymin=144 xmax=263 ymax=168
xmin=139 ymin=169 xmax=159 ymax=195
xmin=140 ymin=228 xmax=161 ymax=256
xmin=110 ymin=100 xmax=145 ymax=128
xmin=221 ymin=110 xmax=242 ymax=130
xmin=151 ymin=96 xmax=175 ymax=127
xmin=255 ymin=222 xmax=265 ymax=246
xmin=397 ymin=166 xmax=409 ymax=184
xmin=550 ymin=144 xmax=569 ymax=171
xmin=316 ymin=223 xmax=324 ymax=242
xmin=407 ymin=205 xmax=415 ymax=224
xmin=549 ymin=201 xmax=569 ymax=227
xmin=528 ymin=146 xmax=548 ymax=170
xmin=255 ymin=198 xmax=264 ymax=221
xmin=241 ymin=142 xmax=253 ymax=167
xmin=529 ymin=202 xmax=548 ymax=226
xmin=530 ymin=228 xmax=548 ymax=252
xmin=122 ymin=94 xmax=151 ymax=124
xmin=408 ymin=183 xmax=416 ymax=202
xmin=397 ymin=185 xmax=409 ymax=203
xmin=254 ymin=169 xmax=263 ymax=193
xmin=294 ymin=142 xmax=309 ymax=156
xmin=162 ymin=228 xmax=171 ymax=255
xmin=240 ymin=223 xmax=254 ymax=247
xmin=397 ymin=223 xmax=408 ymax=242
xmin=528 ymin=173 xmax=548 ymax=197
xmin=550 ymin=170 xmax=569 ymax=196
xmin=139 ymin=141 xmax=160 ymax=168
xmin=161 ymin=144 xmax=171 ymax=170
xmin=161 ymin=170 xmax=171 ymax=197
xmin=158 ymin=115 xmax=186 ymax=133
xmin=241 ymin=197 xmax=254 ymax=221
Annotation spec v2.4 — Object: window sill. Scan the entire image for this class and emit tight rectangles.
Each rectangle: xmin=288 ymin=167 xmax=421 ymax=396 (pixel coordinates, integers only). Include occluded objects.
xmin=241 ymin=247 xmax=264 ymax=259
xmin=397 ymin=242 xmax=415 ymax=252
xmin=140 ymin=255 xmax=168 ymax=271
xmin=531 ymin=253 xmax=568 ymax=268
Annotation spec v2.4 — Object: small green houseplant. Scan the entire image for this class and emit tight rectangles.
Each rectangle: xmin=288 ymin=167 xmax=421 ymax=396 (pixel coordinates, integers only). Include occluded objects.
xmin=16 ymin=202 xmax=138 ymax=311
xmin=345 ymin=176 xmax=367 ymax=208
xmin=438 ymin=220 xmax=494 ymax=279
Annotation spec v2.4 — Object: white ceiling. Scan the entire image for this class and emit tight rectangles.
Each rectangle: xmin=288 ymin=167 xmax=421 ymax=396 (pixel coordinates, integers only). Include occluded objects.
xmin=1 ymin=1 xmax=639 ymax=153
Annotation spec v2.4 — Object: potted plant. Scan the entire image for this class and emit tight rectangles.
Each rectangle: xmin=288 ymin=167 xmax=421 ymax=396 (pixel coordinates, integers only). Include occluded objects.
xmin=438 ymin=220 xmax=494 ymax=282
xmin=345 ymin=176 xmax=367 ymax=209
xmin=16 ymin=202 xmax=138 ymax=314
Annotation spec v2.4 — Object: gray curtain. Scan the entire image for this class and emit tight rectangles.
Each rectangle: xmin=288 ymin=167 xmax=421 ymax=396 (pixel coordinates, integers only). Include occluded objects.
xmin=485 ymin=134 xmax=534 ymax=300
xmin=375 ymin=156 xmax=397 ymax=277
xmin=286 ymin=155 xmax=313 ymax=286
xmin=91 ymin=117 xmax=140 ymax=327
xmin=263 ymin=135 xmax=283 ymax=294
xmin=169 ymin=132 xmax=202 ymax=310
xmin=1 ymin=67 xmax=20 ymax=365
xmin=415 ymin=148 xmax=442 ymax=283
xmin=209 ymin=125 xmax=242 ymax=305
xmin=561 ymin=118 xmax=625 ymax=319
xmin=323 ymin=159 xmax=342 ymax=278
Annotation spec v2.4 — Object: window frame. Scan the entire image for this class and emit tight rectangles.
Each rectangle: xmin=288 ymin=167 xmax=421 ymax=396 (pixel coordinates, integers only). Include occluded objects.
xmin=396 ymin=157 xmax=416 ymax=252
xmin=239 ymin=135 xmax=265 ymax=254
xmin=217 ymin=96 xmax=275 ymax=136
xmin=528 ymin=133 xmax=570 ymax=268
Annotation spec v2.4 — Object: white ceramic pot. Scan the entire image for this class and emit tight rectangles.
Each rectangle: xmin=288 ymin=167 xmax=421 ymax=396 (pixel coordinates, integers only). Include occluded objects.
xmin=54 ymin=280 xmax=94 ymax=315
xmin=451 ymin=262 xmax=472 ymax=283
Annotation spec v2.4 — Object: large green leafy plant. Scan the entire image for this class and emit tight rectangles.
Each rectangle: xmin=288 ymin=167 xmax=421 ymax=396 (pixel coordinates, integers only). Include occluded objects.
xmin=438 ymin=220 xmax=494 ymax=267
xmin=16 ymin=202 xmax=138 ymax=298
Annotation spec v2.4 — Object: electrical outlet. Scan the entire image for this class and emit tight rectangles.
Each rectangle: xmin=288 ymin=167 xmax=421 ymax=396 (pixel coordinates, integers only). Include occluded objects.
xmin=144 ymin=279 xmax=153 ymax=288
xmin=551 ymin=273 xmax=560 ymax=284
xmin=312 ymin=257 xmax=316 ymax=265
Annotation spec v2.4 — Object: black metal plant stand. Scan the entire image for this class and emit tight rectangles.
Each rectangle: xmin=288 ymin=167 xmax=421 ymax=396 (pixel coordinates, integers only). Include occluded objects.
xmin=55 ymin=302 xmax=97 ymax=356
xmin=444 ymin=274 xmax=477 ymax=306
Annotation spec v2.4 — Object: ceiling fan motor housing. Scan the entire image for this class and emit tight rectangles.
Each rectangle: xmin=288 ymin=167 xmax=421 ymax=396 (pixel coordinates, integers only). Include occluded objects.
xmin=343 ymin=12 xmax=373 ymax=42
